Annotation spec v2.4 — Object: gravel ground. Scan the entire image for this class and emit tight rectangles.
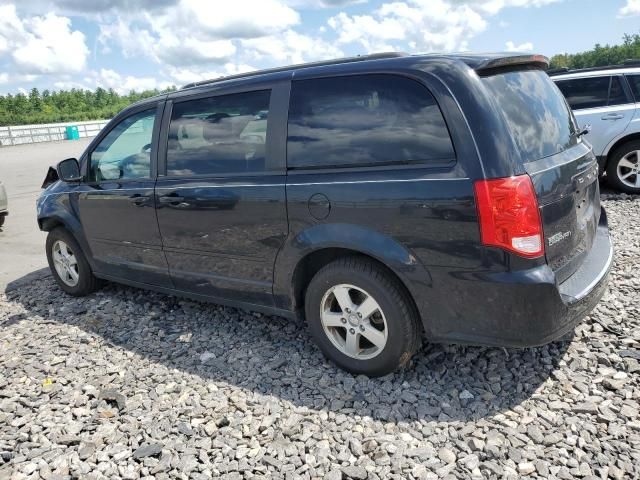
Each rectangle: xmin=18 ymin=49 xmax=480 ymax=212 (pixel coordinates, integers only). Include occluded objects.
xmin=0 ymin=193 xmax=639 ymax=480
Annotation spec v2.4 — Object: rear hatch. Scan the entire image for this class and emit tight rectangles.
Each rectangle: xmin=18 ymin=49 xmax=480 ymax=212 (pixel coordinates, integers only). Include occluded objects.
xmin=483 ymin=68 xmax=601 ymax=282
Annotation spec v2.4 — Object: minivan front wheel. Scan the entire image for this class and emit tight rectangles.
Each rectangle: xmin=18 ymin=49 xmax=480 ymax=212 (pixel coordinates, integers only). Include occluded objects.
xmin=46 ymin=227 xmax=100 ymax=296
xmin=607 ymin=140 xmax=640 ymax=194
xmin=305 ymin=257 xmax=421 ymax=376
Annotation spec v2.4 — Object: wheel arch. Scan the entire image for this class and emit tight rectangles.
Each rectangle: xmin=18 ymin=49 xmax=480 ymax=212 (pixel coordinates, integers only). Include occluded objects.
xmin=273 ymin=224 xmax=431 ymax=325
xmin=293 ymin=248 xmax=421 ymax=315
xmin=39 ymin=215 xmax=65 ymax=232
xmin=603 ymin=132 xmax=640 ymax=166
xmin=38 ymin=213 xmax=94 ymax=269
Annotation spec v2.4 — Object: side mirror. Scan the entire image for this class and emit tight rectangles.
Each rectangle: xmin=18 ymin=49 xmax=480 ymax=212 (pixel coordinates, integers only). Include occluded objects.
xmin=56 ymin=158 xmax=82 ymax=183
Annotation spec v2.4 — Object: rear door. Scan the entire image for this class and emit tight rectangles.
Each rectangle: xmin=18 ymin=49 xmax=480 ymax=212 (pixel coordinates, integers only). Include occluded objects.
xmin=554 ymin=75 xmax=634 ymax=156
xmin=155 ymin=83 xmax=289 ymax=306
xmin=77 ymin=102 xmax=172 ymax=286
xmin=483 ymin=70 xmax=602 ymax=281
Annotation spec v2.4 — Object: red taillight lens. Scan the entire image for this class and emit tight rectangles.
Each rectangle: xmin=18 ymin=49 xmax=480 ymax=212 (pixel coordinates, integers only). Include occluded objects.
xmin=474 ymin=175 xmax=544 ymax=258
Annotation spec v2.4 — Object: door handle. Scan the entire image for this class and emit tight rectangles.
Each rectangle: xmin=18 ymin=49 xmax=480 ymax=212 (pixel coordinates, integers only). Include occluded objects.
xmin=129 ymin=195 xmax=149 ymax=206
xmin=601 ymin=113 xmax=624 ymax=120
xmin=159 ymin=195 xmax=185 ymax=203
xmin=158 ymin=195 xmax=187 ymax=206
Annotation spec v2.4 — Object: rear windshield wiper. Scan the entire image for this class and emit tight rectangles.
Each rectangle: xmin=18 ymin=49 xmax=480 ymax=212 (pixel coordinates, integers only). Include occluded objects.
xmin=577 ymin=124 xmax=591 ymax=138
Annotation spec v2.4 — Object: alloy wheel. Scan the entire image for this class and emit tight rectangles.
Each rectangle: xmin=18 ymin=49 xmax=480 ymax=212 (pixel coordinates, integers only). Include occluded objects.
xmin=52 ymin=240 xmax=80 ymax=287
xmin=617 ymin=150 xmax=640 ymax=189
xmin=320 ymin=284 xmax=388 ymax=360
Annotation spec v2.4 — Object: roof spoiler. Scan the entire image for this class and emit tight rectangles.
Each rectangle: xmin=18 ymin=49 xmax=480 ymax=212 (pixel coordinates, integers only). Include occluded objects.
xmin=475 ymin=54 xmax=549 ymax=75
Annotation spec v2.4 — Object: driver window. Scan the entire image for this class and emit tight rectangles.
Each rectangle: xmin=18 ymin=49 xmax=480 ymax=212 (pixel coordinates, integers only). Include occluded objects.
xmin=90 ymin=108 xmax=156 ymax=182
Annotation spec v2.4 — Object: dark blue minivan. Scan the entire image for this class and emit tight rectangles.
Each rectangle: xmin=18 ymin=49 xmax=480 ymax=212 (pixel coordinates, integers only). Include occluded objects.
xmin=37 ymin=52 xmax=613 ymax=375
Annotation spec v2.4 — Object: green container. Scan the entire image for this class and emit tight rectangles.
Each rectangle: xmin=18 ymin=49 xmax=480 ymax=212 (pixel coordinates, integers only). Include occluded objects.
xmin=65 ymin=125 xmax=80 ymax=140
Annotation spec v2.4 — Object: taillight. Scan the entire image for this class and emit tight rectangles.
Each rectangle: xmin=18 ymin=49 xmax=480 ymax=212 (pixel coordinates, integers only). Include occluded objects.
xmin=474 ymin=175 xmax=544 ymax=258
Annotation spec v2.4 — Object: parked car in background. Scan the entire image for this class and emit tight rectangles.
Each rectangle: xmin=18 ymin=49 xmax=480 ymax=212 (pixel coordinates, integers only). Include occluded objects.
xmin=549 ymin=63 xmax=640 ymax=193
xmin=0 ymin=180 xmax=7 ymax=227
xmin=37 ymin=52 xmax=612 ymax=376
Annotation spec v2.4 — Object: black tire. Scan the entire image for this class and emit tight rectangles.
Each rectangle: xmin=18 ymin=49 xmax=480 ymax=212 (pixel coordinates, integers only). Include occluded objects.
xmin=606 ymin=140 xmax=640 ymax=194
xmin=0 ymin=215 xmax=4 ymax=227
xmin=46 ymin=227 xmax=100 ymax=296
xmin=305 ymin=256 xmax=421 ymax=376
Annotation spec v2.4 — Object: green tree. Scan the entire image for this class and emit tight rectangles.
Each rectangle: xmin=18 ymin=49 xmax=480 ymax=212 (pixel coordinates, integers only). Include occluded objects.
xmin=550 ymin=32 xmax=640 ymax=69
xmin=28 ymin=88 xmax=41 ymax=112
xmin=0 ymin=85 xmax=176 ymax=126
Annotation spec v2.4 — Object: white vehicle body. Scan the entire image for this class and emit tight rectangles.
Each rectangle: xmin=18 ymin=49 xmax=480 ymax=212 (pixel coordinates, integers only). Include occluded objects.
xmin=551 ymin=65 xmax=640 ymax=192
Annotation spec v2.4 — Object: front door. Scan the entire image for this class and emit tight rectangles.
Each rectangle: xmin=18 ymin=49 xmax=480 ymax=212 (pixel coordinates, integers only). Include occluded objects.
xmin=77 ymin=103 xmax=172 ymax=287
xmin=155 ymin=85 xmax=289 ymax=306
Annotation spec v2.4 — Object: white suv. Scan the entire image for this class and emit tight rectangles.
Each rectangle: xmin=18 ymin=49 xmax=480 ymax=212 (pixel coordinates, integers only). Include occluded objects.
xmin=550 ymin=64 xmax=640 ymax=193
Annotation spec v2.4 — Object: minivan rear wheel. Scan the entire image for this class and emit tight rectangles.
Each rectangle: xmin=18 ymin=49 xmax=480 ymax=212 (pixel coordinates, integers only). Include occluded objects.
xmin=607 ymin=140 xmax=640 ymax=194
xmin=305 ymin=257 xmax=421 ymax=376
xmin=46 ymin=227 xmax=100 ymax=296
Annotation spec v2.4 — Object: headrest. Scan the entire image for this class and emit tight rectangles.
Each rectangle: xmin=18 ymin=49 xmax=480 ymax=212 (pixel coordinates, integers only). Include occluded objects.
xmin=203 ymin=113 xmax=233 ymax=142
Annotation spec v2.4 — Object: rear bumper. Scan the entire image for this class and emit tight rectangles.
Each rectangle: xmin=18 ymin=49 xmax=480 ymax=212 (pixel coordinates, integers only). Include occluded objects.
xmin=426 ymin=207 xmax=613 ymax=347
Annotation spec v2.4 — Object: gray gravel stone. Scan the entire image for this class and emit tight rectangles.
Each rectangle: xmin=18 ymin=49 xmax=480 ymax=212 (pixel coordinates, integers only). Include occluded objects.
xmin=98 ymin=388 xmax=126 ymax=410
xmin=438 ymin=447 xmax=456 ymax=464
xmin=341 ymin=465 xmax=367 ymax=479
xmin=518 ymin=462 xmax=536 ymax=475
xmin=77 ymin=442 xmax=96 ymax=460
xmin=326 ymin=470 xmax=343 ymax=480
xmin=132 ymin=444 xmax=162 ymax=459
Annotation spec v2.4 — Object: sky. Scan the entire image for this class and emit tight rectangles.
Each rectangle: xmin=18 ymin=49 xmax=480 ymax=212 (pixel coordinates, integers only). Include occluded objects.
xmin=0 ymin=0 xmax=639 ymax=95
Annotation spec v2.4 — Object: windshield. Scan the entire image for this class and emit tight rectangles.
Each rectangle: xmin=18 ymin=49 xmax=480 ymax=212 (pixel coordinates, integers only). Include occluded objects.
xmin=483 ymin=69 xmax=578 ymax=162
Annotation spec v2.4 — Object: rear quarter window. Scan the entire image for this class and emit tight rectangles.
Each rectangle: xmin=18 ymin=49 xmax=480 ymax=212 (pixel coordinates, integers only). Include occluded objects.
xmin=627 ymin=74 xmax=640 ymax=100
xmin=484 ymin=70 xmax=577 ymax=162
xmin=608 ymin=76 xmax=629 ymax=106
xmin=287 ymin=74 xmax=455 ymax=169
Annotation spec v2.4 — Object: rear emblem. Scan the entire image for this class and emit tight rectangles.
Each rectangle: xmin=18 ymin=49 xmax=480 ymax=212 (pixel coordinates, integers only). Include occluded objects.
xmin=548 ymin=230 xmax=572 ymax=247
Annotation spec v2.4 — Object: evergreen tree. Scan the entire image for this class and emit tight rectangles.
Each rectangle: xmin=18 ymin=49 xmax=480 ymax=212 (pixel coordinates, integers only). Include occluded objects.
xmin=550 ymin=33 xmax=640 ymax=69
xmin=0 ymin=86 xmax=176 ymax=126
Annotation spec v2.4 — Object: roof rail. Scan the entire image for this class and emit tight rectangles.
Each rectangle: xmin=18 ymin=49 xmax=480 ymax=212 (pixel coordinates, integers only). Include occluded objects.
xmin=181 ymin=52 xmax=408 ymax=89
xmin=548 ymin=61 xmax=640 ymax=76
xmin=546 ymin=67 xmax=569 ymax=75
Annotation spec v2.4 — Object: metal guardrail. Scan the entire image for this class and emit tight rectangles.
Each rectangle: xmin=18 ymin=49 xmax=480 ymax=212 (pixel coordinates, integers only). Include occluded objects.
xmin=0 ymin=120 xmax=110 ymax=147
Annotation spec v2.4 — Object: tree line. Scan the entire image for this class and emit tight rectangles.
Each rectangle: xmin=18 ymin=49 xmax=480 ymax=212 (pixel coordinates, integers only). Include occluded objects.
xmin=0 ymin=86 xmax=176 ymax=127
xmin=549 ymin=33 xmax=640 ymax=69
xmin=1 ymin=33 xmax=639 ymax=127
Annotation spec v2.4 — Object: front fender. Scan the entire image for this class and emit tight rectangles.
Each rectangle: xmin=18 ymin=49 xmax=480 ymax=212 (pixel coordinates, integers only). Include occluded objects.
xmin=37 ymin=189 xmax=94 ymax=269
xmin=273 ymin=223 xmax=432 ymax=312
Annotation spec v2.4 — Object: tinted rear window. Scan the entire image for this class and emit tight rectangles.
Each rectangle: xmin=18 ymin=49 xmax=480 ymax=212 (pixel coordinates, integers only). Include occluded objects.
xmin=555 ymin=76 xmax=610 ymax=109
xmin=555 ymin=76 xmax=631 ymax=109
xmin=484 ymin=70 xmax=577 ymax=161
xmin=287 ymin=74 xmax=455 ymax=169
xmin=627 ymin=74 xmax=640 ymax=100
